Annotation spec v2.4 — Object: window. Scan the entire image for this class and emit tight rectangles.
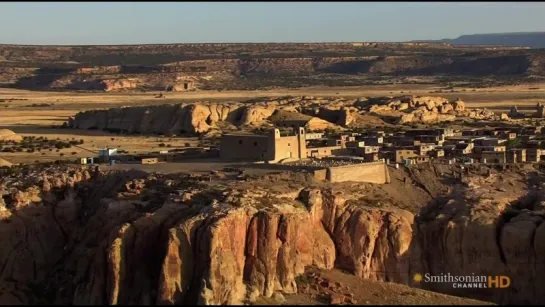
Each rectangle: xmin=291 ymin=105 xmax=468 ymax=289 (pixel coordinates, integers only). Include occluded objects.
xmin=239 ymin=140 xmax=243 ymax=145
xmin=288 ymin=143 xmax=291 ymax=147
xmin=254 ymin=142 xmax=257 ymax=146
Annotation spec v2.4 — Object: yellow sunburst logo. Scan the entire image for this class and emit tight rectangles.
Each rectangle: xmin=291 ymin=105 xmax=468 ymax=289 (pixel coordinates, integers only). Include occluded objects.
xmin=413 ymin=273 xmax=423 ymax=283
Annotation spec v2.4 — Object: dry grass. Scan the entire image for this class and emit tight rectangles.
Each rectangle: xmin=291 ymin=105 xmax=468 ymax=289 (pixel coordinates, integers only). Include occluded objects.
xmin=0 ymin=127 xmax=200 ymax=164
xmin=1 ymin=82 xmax=545 ymax=164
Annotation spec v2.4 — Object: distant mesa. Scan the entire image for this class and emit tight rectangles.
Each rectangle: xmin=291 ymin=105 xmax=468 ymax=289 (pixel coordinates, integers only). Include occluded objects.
xmin=412 ymin=32 xmax=545 ymax=49
xmin=1 ymin=41 xmax=544 ymax=92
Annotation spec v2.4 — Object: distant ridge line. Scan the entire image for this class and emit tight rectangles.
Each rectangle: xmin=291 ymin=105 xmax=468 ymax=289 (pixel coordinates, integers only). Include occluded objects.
xmin=410 ymin=31 xmax=545 ymax=49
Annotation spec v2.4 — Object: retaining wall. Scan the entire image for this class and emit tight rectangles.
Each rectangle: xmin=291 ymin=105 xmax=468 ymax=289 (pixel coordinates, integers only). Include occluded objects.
xmin=326 ymin=161 xmax=390 ymax=184
xmin=312 ymin=169 xmax=327 ymax=181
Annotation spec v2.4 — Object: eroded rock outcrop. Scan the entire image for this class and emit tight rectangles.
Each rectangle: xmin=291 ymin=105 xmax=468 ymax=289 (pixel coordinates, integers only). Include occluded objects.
xmin=69 ymin=95 xmax=492 ymax=135
xmin=413 ymin=171 xmax=545 ymax=304
xmin=0 ymin=129 xmax=22 ymax=142
xmin=0 ymin=167 xmax=414 ymax=305
xmin=363 ymin=96 xmax=495 ymax=124
xmin=0 ymin=165 xmax=544 ymax=305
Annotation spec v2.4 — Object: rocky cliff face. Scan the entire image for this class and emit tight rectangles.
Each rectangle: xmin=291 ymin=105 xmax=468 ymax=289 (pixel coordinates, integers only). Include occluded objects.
xmin=69 ymin=95 xmax=496 ymax=135
xmin=0 ymin=164 xmax=544 ymax=304
xmin=412 ymin=169 xmax=545 ymax=305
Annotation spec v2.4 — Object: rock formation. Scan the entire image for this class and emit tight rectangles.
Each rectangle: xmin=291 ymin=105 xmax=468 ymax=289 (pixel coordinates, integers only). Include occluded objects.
xmin=69 ymin=95 xmax=496 ymax=135
xmin=0 ymin=158 xmax=12 ymax=167
xmin=361 ymin=96 xmax=493 ymax=124
xmin=0 ymin=129 xmax=22 ymax=142
xmin=102 ymin=79 xmax=139 ymax=92
xmin=0 ymin=164 xmax=543 ymax=305
xmin=508 ymin=106 xmax=525 ymax=118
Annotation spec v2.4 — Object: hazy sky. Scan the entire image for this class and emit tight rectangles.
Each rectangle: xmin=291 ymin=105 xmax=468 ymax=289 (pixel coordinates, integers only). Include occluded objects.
xmin=1 ymin=2 xmax=544 ymax=45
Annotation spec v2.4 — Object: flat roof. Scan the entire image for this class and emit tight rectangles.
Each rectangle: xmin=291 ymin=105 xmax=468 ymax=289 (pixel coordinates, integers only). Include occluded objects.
xmin=475 ymin=136 xmax=499 ymax=140
xmin=446 ymin=136 xmax=477 ymax=140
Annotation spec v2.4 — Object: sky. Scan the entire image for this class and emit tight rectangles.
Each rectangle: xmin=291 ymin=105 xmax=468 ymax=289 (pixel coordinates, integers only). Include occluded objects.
xmin=0 ymin=2 xmax=544 ymax=45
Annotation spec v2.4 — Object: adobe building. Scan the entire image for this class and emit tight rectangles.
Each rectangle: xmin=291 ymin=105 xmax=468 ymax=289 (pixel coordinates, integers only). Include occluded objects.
xmin=220 ymin=127 xmax=307 ymax=163
xmin=507 ymin=149 xmax=527 ymax=163
xmin=481 ymin=151 xmax=506 ymax=164
xmin=395 ymin=149 xmax=419 ymax=163
xmin=98 ymin=147 xmax=118 ymax=162
xmin=167 ymin=80 xmax=196 ymax=92
xmin=536 ymin=102 xmax=545 ymax=118
xmin=526 ymin=148 xmax=543 ymax=163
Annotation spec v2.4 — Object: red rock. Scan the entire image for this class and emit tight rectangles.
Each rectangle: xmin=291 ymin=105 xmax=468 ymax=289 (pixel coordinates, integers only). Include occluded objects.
xmin=330 ymin=293 xmax=345 ymax=305
xmin=320 ymin=279 xmax=331 ymax=288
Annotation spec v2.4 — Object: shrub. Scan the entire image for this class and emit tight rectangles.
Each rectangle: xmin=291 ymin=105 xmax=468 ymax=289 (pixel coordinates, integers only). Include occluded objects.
xmin=59 ymin=153 xmax=64 ymax=157
xmin=158 ymin=143 xmax=166 ymax=147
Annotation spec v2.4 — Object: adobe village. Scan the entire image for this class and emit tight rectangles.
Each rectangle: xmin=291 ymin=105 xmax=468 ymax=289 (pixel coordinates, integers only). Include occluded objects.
xmin=1 ymin=39 xmax=545 ymax=306
xmin=58 ymin=94 xmax=545 ymax=185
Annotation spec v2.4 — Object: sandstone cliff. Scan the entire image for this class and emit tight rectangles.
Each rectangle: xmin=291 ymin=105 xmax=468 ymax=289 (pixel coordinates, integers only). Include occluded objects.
xmin=0 ymin=164 xmax=543 ymax=304
xmin=69 ymin=95 xmax=496 ymax=135
xmin=0 ymin=129 xmax=23 ymax=142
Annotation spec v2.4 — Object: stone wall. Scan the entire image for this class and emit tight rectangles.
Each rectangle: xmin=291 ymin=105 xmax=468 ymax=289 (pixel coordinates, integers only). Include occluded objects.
xmin=326 ymin=162 xmax=390 ymax=184
xmin=220 ymin=135 xmax=272 ymax=161
xmin=312 ymin=169 xmax=327 ymax=181
xmin=141 ymin=158 xmax=158 ymax=164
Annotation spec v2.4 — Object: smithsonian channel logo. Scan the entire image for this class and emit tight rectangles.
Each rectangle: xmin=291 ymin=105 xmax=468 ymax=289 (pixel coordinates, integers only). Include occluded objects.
xmin=413 ymin=273 xmax=511 ymax=289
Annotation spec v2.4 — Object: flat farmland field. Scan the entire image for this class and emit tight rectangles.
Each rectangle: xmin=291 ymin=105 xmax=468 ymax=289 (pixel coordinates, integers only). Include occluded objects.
xmin=1 ymin=82 xmax=545 ymax=164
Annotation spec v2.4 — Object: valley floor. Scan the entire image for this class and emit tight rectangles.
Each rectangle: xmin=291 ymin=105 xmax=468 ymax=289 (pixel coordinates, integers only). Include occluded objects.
xmin=1 ymin=81 xmax=545 ymax=126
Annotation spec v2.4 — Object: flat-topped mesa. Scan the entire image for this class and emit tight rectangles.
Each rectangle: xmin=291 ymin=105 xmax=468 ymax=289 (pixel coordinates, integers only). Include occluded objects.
xmin=1 ymin=42 xmax=543 ymax=91
xmin=67 ymin=95 xmax=494 ymax=136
